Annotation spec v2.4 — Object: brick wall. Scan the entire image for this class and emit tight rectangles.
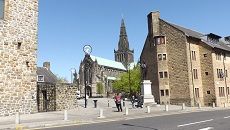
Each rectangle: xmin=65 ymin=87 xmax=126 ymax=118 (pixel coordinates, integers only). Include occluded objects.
xmin=0 ymin=0 xmax=38 ymax=116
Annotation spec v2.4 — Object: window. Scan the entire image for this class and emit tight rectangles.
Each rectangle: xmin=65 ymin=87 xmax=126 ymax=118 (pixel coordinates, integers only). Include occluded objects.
xmin=155 ymin=36 xmax=165 ymax=45
xmin=17 ymin=42 xmax=22 ymax=49
xmin=207 ymin=91 xmax=210 ymax=94
xmin=226 ymin=70 xmax=228 ymax=77
xmin=191 ymin=51 xmax=196 ymax=60
xmin=216 ymin=53 xmax=221 ymax=60
xmin=37 ymin=75 xmax=44 ymax=82
xmin=158 ymin=54 xmax=167 ymax=61
xmin=203 ymin=54 xmax=207 ymax=57
xmin=159 ymin=72 xmax=163 ymax=78
xmin=162 ymin=54 xmax=167 ymax=60
xmin=165 ymin=89 xmax=169 ymax=96
xmin=205 ymin=72 xmax=209 ymax=76
xmin=164 ymin=71 xmax=168 ymax=78
xmin=227 ymin=87 xmax=229 ymax=95
xmin=160 ymin=90 xmax=164 ymax=96
xmin=219 ymin=87 xmax=225 ymax=97
xmin=217 ymin=69 xmax=224 ymax=78
xmin=159 ymin=71 xmax=168 ymax=78
xmin=0 ymin=0 xmax=4 ymax=19
xmin=193 ymin=69 xmax=198 ymax=79
xmin=158 ymin=54 xmax=162 ymax=61
xmin=195 ymin=88 xmax=199 ymax=97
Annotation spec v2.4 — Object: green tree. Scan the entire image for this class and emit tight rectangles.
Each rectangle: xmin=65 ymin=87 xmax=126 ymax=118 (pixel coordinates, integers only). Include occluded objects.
xmin=113 ymin=65 xmax=141 ymax=94
xmin=55 ymin=74 xmax=69 ymax=83
xmin=96 ymin=82 xmax=104 ymax=95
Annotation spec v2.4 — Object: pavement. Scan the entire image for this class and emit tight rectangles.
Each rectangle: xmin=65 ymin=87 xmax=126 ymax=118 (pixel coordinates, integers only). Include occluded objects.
xmin=0 ymin=98 xmax=229 ymax=130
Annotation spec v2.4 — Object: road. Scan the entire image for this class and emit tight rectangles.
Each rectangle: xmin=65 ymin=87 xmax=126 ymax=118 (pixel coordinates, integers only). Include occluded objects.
xmin=40 ymin=109 xmax=230 ymax=130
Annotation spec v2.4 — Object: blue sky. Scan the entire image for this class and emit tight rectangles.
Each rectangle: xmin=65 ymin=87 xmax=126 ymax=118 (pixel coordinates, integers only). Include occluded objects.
xmin=38 ymin=0 xmax=230 ymax=82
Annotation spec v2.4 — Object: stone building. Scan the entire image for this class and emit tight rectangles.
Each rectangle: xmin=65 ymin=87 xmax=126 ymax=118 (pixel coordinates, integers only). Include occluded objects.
xmin=141 ymin=11 xmax=230 ymax=107
xmin=0 ymin=0 xmax=38 ymax=116
xmin=79 ymin=19 xmax=135 ymax=97
xmin=37 ymin=62 xmax=78 ymax=112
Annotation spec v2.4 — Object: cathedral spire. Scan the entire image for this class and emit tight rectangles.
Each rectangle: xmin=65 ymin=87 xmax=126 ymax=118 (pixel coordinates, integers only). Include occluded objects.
xmin=118 ymin=18 xmax=129 ymax=50
xmin=114 ymin=18 xmax=134 ymax=66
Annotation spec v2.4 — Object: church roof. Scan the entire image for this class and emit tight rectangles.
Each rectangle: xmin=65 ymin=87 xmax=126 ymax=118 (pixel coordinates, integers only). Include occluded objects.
xmin=90 ymin=55 xmax=126 ymax=70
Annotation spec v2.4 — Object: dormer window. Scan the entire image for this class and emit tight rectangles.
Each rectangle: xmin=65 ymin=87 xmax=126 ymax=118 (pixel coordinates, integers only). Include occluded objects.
xmin=0 ymin=0 xmax=4 ymax=19
xmin=207 ymin=33 xmax=221 ymax=44
xmin=37 ymin=75 xmax=44 ymax=82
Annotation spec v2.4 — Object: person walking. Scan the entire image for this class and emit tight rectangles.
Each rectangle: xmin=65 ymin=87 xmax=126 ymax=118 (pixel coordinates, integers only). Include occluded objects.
xmin=114 ymin=93 xmax=122 ymax=112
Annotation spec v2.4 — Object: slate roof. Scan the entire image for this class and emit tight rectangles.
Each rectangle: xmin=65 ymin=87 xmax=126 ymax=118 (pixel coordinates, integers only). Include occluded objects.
xmin=167 ymin=21 xmax=230 ymax=52
xmin=37 ymin=67 xmax=57 ymax=83
xmin=90 ymin=55 xmax=127 ymax=70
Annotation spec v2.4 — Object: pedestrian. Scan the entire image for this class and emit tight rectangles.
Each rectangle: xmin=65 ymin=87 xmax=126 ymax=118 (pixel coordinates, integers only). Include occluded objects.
xmin=131 ymin=95 xmax=135 ymax=108
xmin=114 ymin=93 xmax=122 ymax=112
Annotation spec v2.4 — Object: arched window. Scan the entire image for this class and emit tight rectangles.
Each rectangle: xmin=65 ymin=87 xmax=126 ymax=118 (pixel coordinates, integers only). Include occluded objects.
xmin=0 ymin=0 xmax=4 ymax=19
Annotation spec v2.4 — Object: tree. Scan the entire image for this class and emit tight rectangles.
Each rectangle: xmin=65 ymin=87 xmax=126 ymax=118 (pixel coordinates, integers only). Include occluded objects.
xmin=55 ymin=74 xmax=69 ymax=83
xmin=112 ymin=65 xmax=141 ymax=95
xmin=96 ymin=82 xmax=104 ymax=95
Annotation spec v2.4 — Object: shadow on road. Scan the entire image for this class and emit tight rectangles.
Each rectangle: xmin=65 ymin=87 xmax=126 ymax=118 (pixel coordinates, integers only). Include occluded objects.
xmin=122 ymin=123 xmax=159 ymax=130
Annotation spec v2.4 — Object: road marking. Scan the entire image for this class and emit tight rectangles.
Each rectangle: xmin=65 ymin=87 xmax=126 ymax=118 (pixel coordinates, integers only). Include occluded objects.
xmin=177 ymin=119 xmax=213 ymax=127
xmin=199 ymin=127 xmax=214 ymax=130
xmin=224 ymin=116 xmax=230 ymax=119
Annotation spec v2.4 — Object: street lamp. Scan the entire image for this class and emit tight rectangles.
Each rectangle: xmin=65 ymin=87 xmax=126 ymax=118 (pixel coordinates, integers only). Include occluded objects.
xmin=127 ymin=63 xmax=131 ymax=96
xmin=70 ymin=68 xmax=76 ymax=83
xmin=83 ymin=45 xmax=92 ymax=108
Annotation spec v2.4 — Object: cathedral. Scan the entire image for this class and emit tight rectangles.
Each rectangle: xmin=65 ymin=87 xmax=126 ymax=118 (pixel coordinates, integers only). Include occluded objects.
xmin=78 ymin=19 xmax=135 ymax=97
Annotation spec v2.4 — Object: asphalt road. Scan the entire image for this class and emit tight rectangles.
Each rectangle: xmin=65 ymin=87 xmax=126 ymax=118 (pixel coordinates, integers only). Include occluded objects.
xmin=41 ymin=109 xmax=230 ymax=130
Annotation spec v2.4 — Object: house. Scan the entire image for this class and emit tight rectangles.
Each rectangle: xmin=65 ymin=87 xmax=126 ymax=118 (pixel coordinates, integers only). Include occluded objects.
xmin=141 ymin=11 xmax=230 ymax=107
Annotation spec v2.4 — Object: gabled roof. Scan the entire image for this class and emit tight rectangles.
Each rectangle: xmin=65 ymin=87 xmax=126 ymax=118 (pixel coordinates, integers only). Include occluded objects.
xmin=37 ymin=67 xmax=57 ymax=83
xmin=167 ymin=21 xmax=230 ymax=52
xmin=90 ymin=55 xmax=126 ymax=70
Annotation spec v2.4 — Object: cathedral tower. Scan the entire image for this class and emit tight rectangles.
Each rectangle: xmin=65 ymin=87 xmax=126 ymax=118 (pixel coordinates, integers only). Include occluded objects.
xmin=114 ymin=19 xmax=134 ymax=67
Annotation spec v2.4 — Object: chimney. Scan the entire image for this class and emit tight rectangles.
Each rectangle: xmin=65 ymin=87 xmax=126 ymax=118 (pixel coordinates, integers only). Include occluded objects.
xmin=225 ymin=36 xmax=230 ymax=42
xmin=43 ymin=62 xmax=50 ymax=70
xmin=147 ymin=11 xmax=160 ymax=36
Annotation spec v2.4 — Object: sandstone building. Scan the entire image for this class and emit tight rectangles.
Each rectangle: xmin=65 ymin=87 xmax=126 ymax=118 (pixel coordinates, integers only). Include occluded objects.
xmin=37 ymin=62 xmax=78 ymax=112
xmin=79 ymin=19 xmax=135 ymax=97
xmin=141 ymin=11 xmax=230 ymax=107
xmin=0 ymin=0 xmax=39 ymax=116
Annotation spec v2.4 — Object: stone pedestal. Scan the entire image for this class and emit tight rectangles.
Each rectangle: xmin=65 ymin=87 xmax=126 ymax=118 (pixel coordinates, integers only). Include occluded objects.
xmin=141 ymin=80 xmax=156 ymax=104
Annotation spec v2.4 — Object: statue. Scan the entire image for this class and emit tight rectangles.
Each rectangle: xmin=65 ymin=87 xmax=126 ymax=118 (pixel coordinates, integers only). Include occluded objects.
xmin=140 ymin=61 xmax=147 ymax=80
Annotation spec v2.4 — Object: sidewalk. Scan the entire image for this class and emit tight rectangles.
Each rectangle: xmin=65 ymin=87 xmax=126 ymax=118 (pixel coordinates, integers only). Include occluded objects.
xmin=0 ymin=98 xmax=228 ymax=130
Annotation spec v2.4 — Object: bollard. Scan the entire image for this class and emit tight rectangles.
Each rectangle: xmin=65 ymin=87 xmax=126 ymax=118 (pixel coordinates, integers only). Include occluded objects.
xmin=125 ymin=107 xmax=129 ymax=115
xmin=15 ymin=112 xmax=20 ymax=124
xmin=147 ymin=106 xmax=150 ymax=113
xmin=93 ymin=100 xmax=98 ymax=108
xmin=224 ymin=103 xmax=227 ymax=108
xmin=123 ymin=99 xmax=125 ymax=107
xmin=165 ymin=104 xmax=168 ymax=112
xmin=182 ymin=103 xmax=185 ymax=110
xmin=98 ymin=109 xmax=105 ymax=118
xmin=198 ymin=103 xmax=201 ymax=109
xmin=64 ymin=110 xmax=68 ymax=121
xmin=108 ymin=100 xmax=110 ymax=107
xmin=212 ymin=102 xmax=215 ymax=108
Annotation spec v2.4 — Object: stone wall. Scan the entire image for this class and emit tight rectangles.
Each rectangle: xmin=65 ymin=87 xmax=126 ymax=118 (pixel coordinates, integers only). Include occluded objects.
xmin=0 ymin=0 xmax=38 ymax=116
xmin=160 ymin=20 xmax=191 ymax=106
xmin=56 ymin=83 xmax=78 ymax=110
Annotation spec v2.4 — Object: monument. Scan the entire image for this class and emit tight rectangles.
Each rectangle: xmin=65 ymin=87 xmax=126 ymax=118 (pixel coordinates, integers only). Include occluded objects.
xmin=140 ymin=61 xmax=156 ymax=105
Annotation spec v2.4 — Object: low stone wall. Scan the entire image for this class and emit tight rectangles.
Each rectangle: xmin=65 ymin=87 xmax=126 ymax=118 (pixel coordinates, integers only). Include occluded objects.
xmin=56 ymin=83 xmax=78 ymax=110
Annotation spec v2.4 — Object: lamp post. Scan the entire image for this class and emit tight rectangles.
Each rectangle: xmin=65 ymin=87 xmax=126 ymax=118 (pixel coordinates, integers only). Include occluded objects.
xmin=70 ymin=68 xmax=76 ymax=83
xmin=83 ymin=45 xmax=92 ymax=108
xmin=127 ymin=63 xmax=131 ymax=96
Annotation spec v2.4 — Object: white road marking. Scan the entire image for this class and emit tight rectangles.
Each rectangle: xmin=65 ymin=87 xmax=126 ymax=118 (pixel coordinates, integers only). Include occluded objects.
xmin=199 ymin=127 xmax=214 ymax=130
xmin=177 ymin=119 xmax=214 ymax=127
xmin=224 ymin=116 xmax=230 ymax=119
